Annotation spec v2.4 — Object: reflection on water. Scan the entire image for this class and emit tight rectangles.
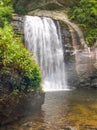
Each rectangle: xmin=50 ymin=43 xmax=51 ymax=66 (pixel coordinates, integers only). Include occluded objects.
xmin=1 ymin=89 xmax=97 ymax=130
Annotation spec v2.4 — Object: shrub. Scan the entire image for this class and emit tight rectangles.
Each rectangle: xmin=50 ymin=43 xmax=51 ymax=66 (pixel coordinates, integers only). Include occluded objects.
xmin=0 ymin=5 xmax=13 ymax=27
xmin=68 ymin=0 xmax=97 ymax=46
xmin=12 ymin=0 xmax=28 ymax=15
xmin=0 ymin=24 xmax=42 ymax=93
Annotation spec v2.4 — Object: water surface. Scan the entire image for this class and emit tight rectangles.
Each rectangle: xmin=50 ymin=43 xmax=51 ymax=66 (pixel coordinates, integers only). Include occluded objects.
xmin=1 ymin=89 xmax=97 ymax=130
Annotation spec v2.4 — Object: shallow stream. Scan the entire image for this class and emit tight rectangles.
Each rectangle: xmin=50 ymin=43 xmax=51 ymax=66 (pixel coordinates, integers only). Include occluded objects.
xmin=1 ymin=89 xmax=97 ymax=130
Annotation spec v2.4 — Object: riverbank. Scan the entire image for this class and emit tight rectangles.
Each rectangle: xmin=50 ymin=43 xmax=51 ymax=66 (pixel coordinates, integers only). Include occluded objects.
xmin=0 ymin=92 xmax=45 ymax=125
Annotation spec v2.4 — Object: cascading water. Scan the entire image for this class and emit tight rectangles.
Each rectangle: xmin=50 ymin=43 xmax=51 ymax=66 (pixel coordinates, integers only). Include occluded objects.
xmin=24 ymin=16 xmax=69 ymax=91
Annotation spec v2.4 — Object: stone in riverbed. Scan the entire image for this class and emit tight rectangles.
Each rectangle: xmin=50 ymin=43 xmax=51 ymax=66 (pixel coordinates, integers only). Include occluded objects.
xmin=22 ymin=121 xmax=32 ymax=127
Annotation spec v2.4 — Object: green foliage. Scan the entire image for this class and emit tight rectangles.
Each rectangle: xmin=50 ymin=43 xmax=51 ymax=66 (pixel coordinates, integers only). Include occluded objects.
xmin=0 ymin=0 xmax=42 ymax=94
xmin=0 ymin=24 xmax=42 ymax=93
xmin=0 ymin=0 xmax=11 ymax=6
xmin=11 ymin=89 xmax=19 ymax=95
xmin=12 ymin=0 xmax=28 ymax=15
xmin=0 ymin=0 xmax=13 ymax=27
xmin=68 ymin=0 xmax=97 ymax=46
xmin=14 ymin=4 xmax=27 ymax=15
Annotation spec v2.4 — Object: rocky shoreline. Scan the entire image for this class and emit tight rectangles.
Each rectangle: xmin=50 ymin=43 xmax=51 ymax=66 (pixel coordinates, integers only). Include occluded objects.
xmin=0 ymin=92 xmax=45 ymax=125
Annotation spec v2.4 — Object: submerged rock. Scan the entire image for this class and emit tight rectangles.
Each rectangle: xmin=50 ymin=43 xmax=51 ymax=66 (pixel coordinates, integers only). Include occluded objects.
xmin=23 ymin=121 xmax=32 ymax=127
xmin=61 ymin=126 xmax=77 ymax=130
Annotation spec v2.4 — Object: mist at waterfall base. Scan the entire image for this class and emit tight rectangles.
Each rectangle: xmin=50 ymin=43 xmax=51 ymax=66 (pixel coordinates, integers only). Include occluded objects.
xmin=24 ymin=16 xmax=70 ymax=91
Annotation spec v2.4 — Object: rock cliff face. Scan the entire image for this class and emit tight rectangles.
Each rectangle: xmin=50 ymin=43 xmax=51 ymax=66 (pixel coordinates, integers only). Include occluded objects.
xmin=13 ymin=0 xmax=97 ymax=89
xmin=13 ymin=0 xmax=79 ymax=14
xmin=12 ymin=13 xmax=97 ymax=89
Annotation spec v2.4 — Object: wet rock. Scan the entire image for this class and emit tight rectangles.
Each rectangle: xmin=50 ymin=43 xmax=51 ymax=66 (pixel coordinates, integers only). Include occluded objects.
xmin=12 ymin=14 xmax=24 ymax=34
xmin=38 ymin=128 xmax=45 ymax=130
xmin=39 ymin=125 xmax=46 ymax=130
xmin=64 ymin=128 xmax=71 ymax=130
xmin=62 ymin=126 xmax=77 ymax=130
xmin=23 ymin=121 xmax=32 ymax=127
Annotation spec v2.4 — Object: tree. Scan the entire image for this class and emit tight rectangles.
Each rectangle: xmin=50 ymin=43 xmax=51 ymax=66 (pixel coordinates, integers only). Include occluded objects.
xmin=68 ymin=0 xmax=97 ymax=46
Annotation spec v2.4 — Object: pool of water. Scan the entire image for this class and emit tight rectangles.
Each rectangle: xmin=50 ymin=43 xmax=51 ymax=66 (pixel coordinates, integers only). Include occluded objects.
xmin=1 ymin=89 xmax=97 ymax=130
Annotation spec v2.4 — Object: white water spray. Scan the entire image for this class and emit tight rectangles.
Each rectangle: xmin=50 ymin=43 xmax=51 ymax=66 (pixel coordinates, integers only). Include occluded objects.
xmin=24 ymin=16 xmax=69 ymax=91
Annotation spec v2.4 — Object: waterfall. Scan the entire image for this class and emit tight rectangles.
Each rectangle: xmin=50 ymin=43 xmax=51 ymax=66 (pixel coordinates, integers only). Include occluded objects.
xmin=24 ymin=16 xmax=69 ymax=91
